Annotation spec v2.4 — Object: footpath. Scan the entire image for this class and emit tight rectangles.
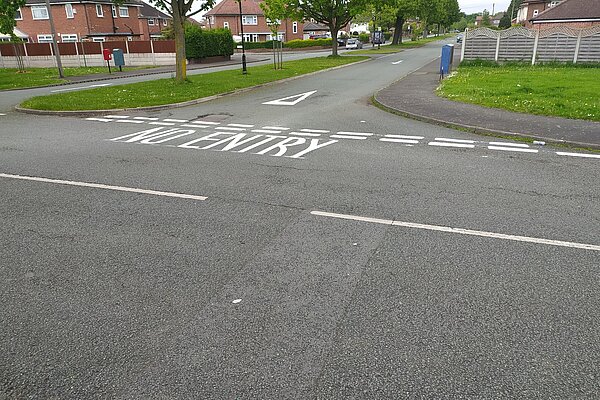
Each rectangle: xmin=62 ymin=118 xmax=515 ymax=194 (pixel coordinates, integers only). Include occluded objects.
xmin=375 ymin=56 xmax=600 ymax=149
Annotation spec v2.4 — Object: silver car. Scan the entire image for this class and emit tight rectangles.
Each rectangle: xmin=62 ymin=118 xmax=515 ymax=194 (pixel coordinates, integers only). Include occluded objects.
xmin=345 ymin=38 xmax=363 ymax=49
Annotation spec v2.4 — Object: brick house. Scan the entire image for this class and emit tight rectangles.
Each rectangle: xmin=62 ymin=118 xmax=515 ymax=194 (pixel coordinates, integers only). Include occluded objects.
xmin=138 ymin=2 xmax=171 ymax=40
xmin=204 ymin=0 xmax=306 ymax=42
xmin=515 ymin=0 xmax=564 ymax=27
xmin=14 ymin=0 xmax=171 ymax=42
xmin=529 ymin=0 xmax=600 ymax=28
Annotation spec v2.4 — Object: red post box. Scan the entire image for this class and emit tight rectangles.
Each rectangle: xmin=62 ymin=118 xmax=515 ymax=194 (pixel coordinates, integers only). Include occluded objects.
xmin=103 ymin=48 xmax=112 ymax=61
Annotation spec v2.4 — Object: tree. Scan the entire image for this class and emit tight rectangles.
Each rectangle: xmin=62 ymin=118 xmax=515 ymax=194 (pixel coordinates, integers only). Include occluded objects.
xmin=0 ymin=0 xmax=27 ymax=71
xmin=290 ymin=0 xmax=368 ymax=56
xmin=260 ymin=0 xmax=293 ymax=69
xmin=151 ymin=0 xmax=216 ymax=82
xmin=481 ymin=9 xmax=491 ymax=27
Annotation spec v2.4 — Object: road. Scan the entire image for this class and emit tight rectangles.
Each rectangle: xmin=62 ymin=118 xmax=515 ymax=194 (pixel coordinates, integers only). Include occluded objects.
xmin=1 ymin=40 xmax=599 ymax=398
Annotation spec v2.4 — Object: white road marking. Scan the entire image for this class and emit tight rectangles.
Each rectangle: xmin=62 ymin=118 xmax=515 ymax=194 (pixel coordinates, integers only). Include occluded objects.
xmin=288 ymin=131 xmax=321 ymax=137
xmin=488 ymin=146 xmax=539 ymax=153
xmin=385 ymin=134 xmax=424 ymax=140
xmin=429 ymin=142 xmax=475 ymax=149
xmin=116 ymin=119 xmax=145 ymax=124
xmin=263 ymin=126 xmax=290 ymax=130
xmin=262 ymin=90 xmax=317 ymax=106
xmin=180 ymin=124 xmax=208 ymax=128
xmin=336 ymin=131 xmax=374 ymax=136
xmin=489 ymin=141 xmax=530 ymax=148
xmin=310 ymin=211 xmax=600 ymax=252
xmin=191 ymin=121 xmax=220 ymax=125
xmin=0 ymin=113 xmax=6 ymax=116
xmin=232 ymin=299 xmax=242 ymax=304
xmin=105 ymin=115 xmax=129 ymax=119
xmin=252 ymin=129 xmax=282 ymax=134
xmin=392 ymin=60 xmax=404 ymax=64
xmin=85 ymin=117 xmax=111 ymax=122
xmin=228 ymin=123 xmax=254 ymax=128
xmin=50 ymin=83 xmax=111 ymax=93
xmin=149 ymin=122 xmax=176 ymax=126
xmin=162 ymin=119 xmax=188 ymax=123
xmin=215 ymin=126 xmax=246 ymax=131
xmin=0 ymin=173 xmax=207 ymax=201
xmin=330 ymin=135 xmax=368 ymax=140
xmin=556 ymin=152 xmax=600 ymax=159
xmin=301 ymin=129 xmax=330 ymax=133
xmin=133 ymin=117 xmax=159 ymax=121
xmin=380 ymin=138 xmax=420 ymax=144
xmin=434 ymin=138 xmax=476 ymax=144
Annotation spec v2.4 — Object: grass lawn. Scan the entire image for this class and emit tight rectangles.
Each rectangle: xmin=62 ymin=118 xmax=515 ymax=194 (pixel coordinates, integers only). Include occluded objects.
xmin=349 ymin=34 xmax=453 ymax=55
xmin=20 ymin=56 xmax=368 ymax=111
xmin=0 ymin=66 xmax=153 ymax=90
xmin=437 ymin=62 xmax=600 ymax=121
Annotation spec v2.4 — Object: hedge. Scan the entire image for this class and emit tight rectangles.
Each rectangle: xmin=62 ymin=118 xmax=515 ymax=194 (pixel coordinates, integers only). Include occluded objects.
xmin=185 ymin=26 xmax=235 ymax=59
xmin=285 ymin=38 xmax=332 ymax=48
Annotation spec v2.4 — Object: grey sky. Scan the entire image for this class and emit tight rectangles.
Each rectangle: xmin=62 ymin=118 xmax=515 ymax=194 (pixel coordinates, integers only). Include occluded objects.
xmin=459 ymin=0 xmax=511 ymax=14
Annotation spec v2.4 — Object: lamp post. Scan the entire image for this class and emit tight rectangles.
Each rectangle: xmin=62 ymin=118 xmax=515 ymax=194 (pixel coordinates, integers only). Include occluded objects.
xmin=237 ymin=0 xmax=247 ymax=74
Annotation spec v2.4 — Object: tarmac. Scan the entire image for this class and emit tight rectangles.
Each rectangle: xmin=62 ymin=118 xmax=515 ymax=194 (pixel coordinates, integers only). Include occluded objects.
xmin=15 ymin=50 xmax=600 ymax=149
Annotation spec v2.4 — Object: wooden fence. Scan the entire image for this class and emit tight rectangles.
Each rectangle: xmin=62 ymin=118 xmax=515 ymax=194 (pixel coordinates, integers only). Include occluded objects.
xmin=460 ymin=26 xmax=600 ymax=64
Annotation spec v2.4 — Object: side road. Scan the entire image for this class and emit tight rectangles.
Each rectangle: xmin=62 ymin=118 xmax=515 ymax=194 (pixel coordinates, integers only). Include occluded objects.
xmin=374 ymin=56 xmax=600 ymax=149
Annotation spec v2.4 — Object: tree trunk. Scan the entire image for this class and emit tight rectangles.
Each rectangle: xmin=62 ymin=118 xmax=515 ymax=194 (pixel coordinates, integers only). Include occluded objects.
xmin=172 ymin=10 xmax=187 ymax=82
xmin=392 ymin=13 xmax=404 ymax=45
xmin=330 ymin=25 xmax=338 ymax=56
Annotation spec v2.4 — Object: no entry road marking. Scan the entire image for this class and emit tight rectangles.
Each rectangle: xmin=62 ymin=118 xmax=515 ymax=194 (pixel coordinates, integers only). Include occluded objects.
xmin=51 ymin=83 xmax=111 ymax=93
xmin=0 ymin=173 xmax=207 ymax=201
xmin=263 ymin=90 xmax=317 ymax=106
xmin=311 ymin=211 xmax=600 ymax=252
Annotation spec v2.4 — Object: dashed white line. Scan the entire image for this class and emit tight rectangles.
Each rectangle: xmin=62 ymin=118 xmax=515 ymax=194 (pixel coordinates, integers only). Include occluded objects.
xmin=116 ymin=119 xmax=145 ymax=124
xmin=289 ymin=131 xmax=321 ymax=137
xmin=336 ymin=131 xmax=374 ymax=137
xmin=191 ymin=121 xmax=220 ymax=125
xmin=215 ymin=126 xmax=246 ymax=131
xmin=0 ymin=173 xmax=207 ymax=201
xmin=392 ymin=60 xmax=404 ymax=64
xmin=556 ymin=152 xmax=600 ymax=159
xmin=331 ymin=135 xmax=368 ymax=140
xmin=428 ymin=141 xmax=475 ymax=149
xmin=488 ymin=141 xmax=530 ymax=148
xmin=252 ymin=129 xmax=282 ymax=134
xmin=301 ymin=129 xmax=330 ymax=133
xmin=85 ymin=117 xmax=111 ymax=122
xmin=380 ymin=138 xmax=420 ymax=144
xmin=385 ymin=134 xmax=425 ymax=140
xmin=105 ymin=115 xmax=129 ymax=119
xmin=163 ymin=119 xmax=188 ymax=123
xmin=434 ymin=138 xmax=476 ymax=144
xmin=133 ymin=117 xmax=159 ymax=121
xmin=263 ymin=126 xmax=290 ymax=130
xmin=310 ymin=210 xmax=600 ymax=252
xmin=228 ymin=123 xmax=254 ymax=128
xmin=488 ymin=146 xmax=538 ymax=153
xmin=0 ymin=113 xmax=6 ymax=116
xmin=149 ymin=122 xmax=176 ymax=126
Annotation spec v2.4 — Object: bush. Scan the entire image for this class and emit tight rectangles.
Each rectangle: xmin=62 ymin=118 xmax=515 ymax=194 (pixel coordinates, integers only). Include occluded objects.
xmin=243 ymin=40 xmax=283 ymax=50
xmin=358 ymin=33 xmax=370 ymax=43
xmin=285 ymin=38 xmax=332 ymax=48
xmin=384 ymin=31 xmax=392 ymax=41
xmin=185 ymin=25 xmax=234 ymax=59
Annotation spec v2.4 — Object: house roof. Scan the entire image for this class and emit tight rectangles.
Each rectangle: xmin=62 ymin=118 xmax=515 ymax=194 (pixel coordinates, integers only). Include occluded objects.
xmin=303 ymin=22 xmax=328 ymax=31
xmin=139 ymin=2 xmax=171 ymax=19
xmin=24 ymin=0 xmax=143 ymax=6
xmin=531 ymin=0 xmax=600 ymax=21
xmin=205 ymin=0 xmax=264 ymax=16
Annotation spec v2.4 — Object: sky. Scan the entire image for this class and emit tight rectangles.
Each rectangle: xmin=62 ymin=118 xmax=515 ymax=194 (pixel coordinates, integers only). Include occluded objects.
xmin=459 ymin=0 xmax=511 ymax=14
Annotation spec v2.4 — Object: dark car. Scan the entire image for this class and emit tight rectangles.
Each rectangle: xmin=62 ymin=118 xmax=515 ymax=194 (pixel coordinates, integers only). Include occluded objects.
xmin=456 ymin=34 xmax=463 ymax=43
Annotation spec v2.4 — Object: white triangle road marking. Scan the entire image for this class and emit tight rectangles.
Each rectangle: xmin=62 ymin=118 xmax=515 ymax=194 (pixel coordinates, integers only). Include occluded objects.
xmin=262 ymin=90 xmax=317 ymax=106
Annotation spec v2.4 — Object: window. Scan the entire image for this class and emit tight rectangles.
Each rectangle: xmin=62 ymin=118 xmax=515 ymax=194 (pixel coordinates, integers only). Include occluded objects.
xmin=37 ymin=34 xmax=53 ymax=43
xmin=96 ymin=4 xmax=103 ymax=17
xmin=223 ymin=21 xmax=229 ymax=29
xmin=92 ymin=37 xmax=105 ymax=42
xmin=550 ymin=1 xmax=560 ymax=7
xmin=163 ymin=19 xmax=168 ymax=26
xmin=119 ymin=6 xmax=128 ymax=17
xmin=112 ymin=5 xmax=117 ymax=17
xmin=148 ymin=18 xmax=155 ymax=25
xmin=243 ymin=34 xmax=258 ymax=42
xmin=31 ymin=5 xmax=49 ymax=20
xmin=242 ymin=15 xmax=257 ymax=25
xmin=61 ymin=34 xmax=78 ymax=42
xmin=533 ymin=9 xmax=539 ymax=16
xmin=15 ymin=8 xmax=22 ymax=20
xmin=292 ymin=21 xmax=298 ymax=34
xmin=65 ymin=3 xmax=74 ymax=18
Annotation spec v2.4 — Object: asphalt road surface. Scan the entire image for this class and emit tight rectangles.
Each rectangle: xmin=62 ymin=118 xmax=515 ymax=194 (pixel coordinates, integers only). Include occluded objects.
xmin=1 ymin=41 xmax=599 ymax=398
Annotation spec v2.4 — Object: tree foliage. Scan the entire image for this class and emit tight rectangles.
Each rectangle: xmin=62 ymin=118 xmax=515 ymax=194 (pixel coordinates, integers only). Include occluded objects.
xmin=0 ymin=0 xmax=25 ymax=37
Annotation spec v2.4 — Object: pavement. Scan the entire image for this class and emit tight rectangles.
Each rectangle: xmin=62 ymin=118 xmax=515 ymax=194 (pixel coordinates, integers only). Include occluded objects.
xmin=375 ymin=53 xmax=600 ymax=149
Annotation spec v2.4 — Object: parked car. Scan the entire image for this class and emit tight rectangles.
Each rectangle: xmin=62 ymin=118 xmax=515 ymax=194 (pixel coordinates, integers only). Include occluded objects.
xmin=345 ymin=38 xmax=363 ymax=49
xmin=456 ymin=34 xmax=463 ymax=43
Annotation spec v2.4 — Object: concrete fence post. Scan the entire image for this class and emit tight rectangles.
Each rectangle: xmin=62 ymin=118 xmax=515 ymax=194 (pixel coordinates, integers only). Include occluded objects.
xmin=495 ymin=33 xmax=501 ymax=62
xmin=125 ymin=39 xmax=131 ymax=65
xmin=460 ymin=28 xmax=467 ymax=62
xmin=23 ymin=42 xmax=30 ymax=68
xmin=573 ymin=30 xmax=582 ymax=64
xmin=150 ymin=39 xmax=156 ymax=66
xmin=75 ymin=41 xmax=81 ymax=67
xmin=48 ymin=42 xmax=56 ymax=68
xmin=0 ymin=45 xmax=4 ymax=68
xmin=531 ymin=30 xmax=539 ymax=65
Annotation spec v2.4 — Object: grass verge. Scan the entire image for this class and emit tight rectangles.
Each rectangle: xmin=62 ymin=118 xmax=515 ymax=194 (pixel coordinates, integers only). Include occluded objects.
xmin=349 ymin=34 xmax=454 ymax=55
xmin=20 ymin=56 xmax=367 ymax=111
xmin=437 ymin=61 xmax=600 ymax=122
xmin=0 ymin=66 xmax=153 ymax=90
